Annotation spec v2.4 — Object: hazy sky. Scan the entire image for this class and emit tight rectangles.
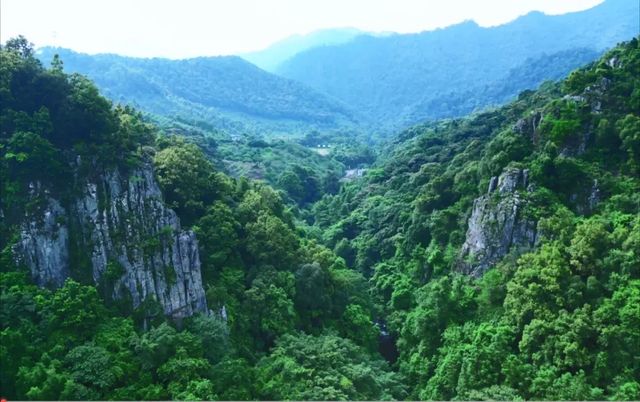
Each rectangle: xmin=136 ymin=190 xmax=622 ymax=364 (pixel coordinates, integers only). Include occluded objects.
xmin=2 ymin=0 xmax=604 ymax=58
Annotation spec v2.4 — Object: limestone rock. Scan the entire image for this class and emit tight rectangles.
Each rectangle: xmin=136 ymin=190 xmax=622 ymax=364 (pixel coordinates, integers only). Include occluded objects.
xmin=14 ymin=191 xmax=69 ymax=288
xmin=459 ymin=168 xmax=538 ymax=277
xmin=14 ymin=162 xmax=208 ymax=319
xmin=513 ymin=111 xmax=543 ymax=144
xmin=571 ymin=178 xmax=602 ymax=215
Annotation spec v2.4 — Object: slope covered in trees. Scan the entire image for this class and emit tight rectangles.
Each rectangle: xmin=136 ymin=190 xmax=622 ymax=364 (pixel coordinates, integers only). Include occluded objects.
xmin=1 ymin=33 xmax=639 ymax=401
xmin=0 ymin=37 xmax=396 ymax=400
xmin=278 ymin=0 xmax=639 ymax=131
xmin=33 ymin=47 xmax=373 ymax=206
xmin=35 ymin=47 xmax=360 ymax=137
xmin=311 ymin=37 xmax=640 ymax=400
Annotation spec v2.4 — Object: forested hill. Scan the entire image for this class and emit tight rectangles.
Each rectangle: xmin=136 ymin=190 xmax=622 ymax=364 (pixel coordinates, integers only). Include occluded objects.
xmin=312 ymin=38 xmax=640 ymax=399
xmin=1 ymin=37 xmax=402 ymax=400
xmin=36 ymin=47 xmax=360 ymax=136
xmin=278 ymin=0 xmax=639 ymax=132
xmin=1 ymin=32 xmax=639 ymax=401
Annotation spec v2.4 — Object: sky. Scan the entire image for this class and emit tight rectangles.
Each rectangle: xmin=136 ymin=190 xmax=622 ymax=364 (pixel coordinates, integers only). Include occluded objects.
xmin=1 ymin=0 xmax=604 ymax=59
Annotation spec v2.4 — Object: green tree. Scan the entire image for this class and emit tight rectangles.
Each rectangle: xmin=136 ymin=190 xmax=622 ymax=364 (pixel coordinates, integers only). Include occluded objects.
xmin=3 ymin=35 xmax=35 ymax=58
xmin=257 ymin=333 xmax=406 ymax=400
xmin=194 ymin=201 xmax=241 ymax=280
xmin=45 ymin=280 xmax=106 ymax=342
xmin=294 ymin=262 xmax=333 ymax=328
xmin=64 ymin=344 xmax=121 ymax=396
xmin=154 ymin=139 xmax=227 ymax=225
xmin=244 ymin=212 xmax=299 ymax=269
xmin=617 ymin=114 xmax=640 ymax=171
xmin=185 ymin=314 xmax=229 ymax=364
xmin=243 ymin=274 xmax=296 ymax=349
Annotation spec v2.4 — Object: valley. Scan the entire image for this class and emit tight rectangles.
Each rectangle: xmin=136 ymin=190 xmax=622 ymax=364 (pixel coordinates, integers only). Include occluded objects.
xmin=1 ymin=0 xmax=639 ymax=400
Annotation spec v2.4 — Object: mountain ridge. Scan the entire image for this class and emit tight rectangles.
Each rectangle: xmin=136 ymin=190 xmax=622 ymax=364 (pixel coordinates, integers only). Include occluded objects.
xmin=277 ymin=0 xmax=639 ymax=131
xmin=36 ymin=47 xmax=362 ymax=137
xmin=241 ymin=27 xmax=368 ymax=72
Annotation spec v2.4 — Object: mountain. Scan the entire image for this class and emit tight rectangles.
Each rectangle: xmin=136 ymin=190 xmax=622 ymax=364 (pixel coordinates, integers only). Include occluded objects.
xmin=241 ymin=28 xmax=366 ymax=72
xmin=36 ymin=47 xmax=360 ymax=137
xmin=311 ymin=38 xmax=640 ymax=399
xmin=2 ymin=32 xmax=639 ymax=401
xmin=1 ymin=37 xmax=399 ymax=400
xmin=277 ymin=0 xmax=639 ymax=131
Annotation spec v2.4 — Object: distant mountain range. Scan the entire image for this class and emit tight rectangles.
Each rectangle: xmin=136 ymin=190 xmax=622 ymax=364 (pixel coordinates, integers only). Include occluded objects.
xmin=36 ymin=48 xmax=360 ymax=137
xmin=277 ymin=0 xmax=639 ymax=131
xmin=241 ymin=28 xmax=368 ymax=72
xmin=35 ymin=0 xmax=638 ymax=138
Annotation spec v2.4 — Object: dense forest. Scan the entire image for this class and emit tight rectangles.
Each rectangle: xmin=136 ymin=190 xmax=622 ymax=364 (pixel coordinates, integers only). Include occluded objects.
xmin=1 ymin=29 xmax=639 ymax=402
xmin=36 ymin=47 xmax=360 ymax=137
xmin=311 ymin=37 xmax=640 ymax=400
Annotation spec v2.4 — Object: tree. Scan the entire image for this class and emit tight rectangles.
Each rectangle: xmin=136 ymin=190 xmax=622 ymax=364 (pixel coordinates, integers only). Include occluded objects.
xmin=16 ymin=357 xmax=67 ymax=400
xmin=568 ymin=218 xmax=610 ymax=276
xmin=57 ymin=74 xmax=116 ymax=147
xmin=154 ymin=139 xmax=226 ymax=225
xmin=157 ymin=347 xmax=212 ymax=399
xmin=257 ymin=333 xmax=406 ymax=400
xmin=503 ymin=243 xmax=571 ymax=328
xmin=4 ymin=131 xmax=65 ymax=182
xmin=210 ymin=358 xmax=256 ymax=400
xmin=3 ymin=35 xmax=35 ymax=58
xmin=294 ymin=262 xmax=333 ymax=328
xmin=132 ymin=322 xmax=202 ymax=372
xmin=185 ymin=314 xmax=229 ymax=364
xmin=617 ymin=114 xmax=640 ymax=171
xmin=50 ymin=54 xmax=64 ymax=74
xmin=236 ymin=185 xmax=285 ymax=224
xmin=277 ymin=169 xmax=304 ymax=201
xmin=244 ymin=213 xmax=299 ymax=269
xmin=45 ymin=280 xmax=106 ymax=341
xmin=64 ymin=344 xmax=121 ymax=395
xmin=340 ymin=304 xmax=378 ymax=350
xmin=592 ymin=280 xmax=640 ymax=387
xmin=243 ymin=274 xmax=296 ymax=349
xmin=194 ymin=201 xmax=241 ymax=280
xmin=420 ymin=321 xmax=516 ymax=400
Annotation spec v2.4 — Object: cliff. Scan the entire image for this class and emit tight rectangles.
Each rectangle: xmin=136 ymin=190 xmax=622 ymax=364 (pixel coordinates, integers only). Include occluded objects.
xmin=14 ymin=161 xmax=208 ymax=319
xmin=458 ymin=167 xmax=539 ymax=277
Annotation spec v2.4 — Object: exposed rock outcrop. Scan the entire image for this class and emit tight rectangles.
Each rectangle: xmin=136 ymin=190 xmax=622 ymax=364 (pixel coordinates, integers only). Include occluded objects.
xmin=14 ymin=162 xmax=208 ymax=319
xmin=513 ymin=111 xmax=543 ymax=144
xmin=458 ymin=167 xmax=538 ymax=277
xmin=16 ymin=186 xmax=69 ymax=288
xmin=571 ymin=178 xmax=602 ymax=215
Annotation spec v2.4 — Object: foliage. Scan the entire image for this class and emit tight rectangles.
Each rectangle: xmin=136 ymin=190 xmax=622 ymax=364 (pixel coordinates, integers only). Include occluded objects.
xmin=312 ymin=38 xmax=640 ymax=400
xmin=256 ymin=333 xmax=407 ymax=400
xmin=35 ymin=47 xmax=360 ymax=136
xmin=1 ymin=36 xmax=639 ymax=401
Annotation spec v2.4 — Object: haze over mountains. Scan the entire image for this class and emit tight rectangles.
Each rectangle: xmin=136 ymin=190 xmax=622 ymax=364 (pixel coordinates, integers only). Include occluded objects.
xmin=37 ymin=0 xmax=638 ymax=137
xmin=241 ymin=28 xmax=368 ymax=72
xmin=277 ymin=0 xmax=639 ymax=130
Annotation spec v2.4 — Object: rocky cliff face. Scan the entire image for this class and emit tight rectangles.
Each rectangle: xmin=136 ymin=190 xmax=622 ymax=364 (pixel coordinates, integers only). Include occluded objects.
xmin=458 ymin=167 xmax=538 ymax=277
xmin=513 ymin=111 xmax=544 ymax=144
xmin=16 ymin=184 xmax=70 ymax=288
xmin=14 ymin=161 xmax=208 ymax=319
